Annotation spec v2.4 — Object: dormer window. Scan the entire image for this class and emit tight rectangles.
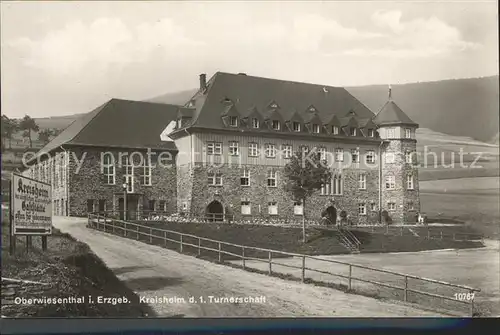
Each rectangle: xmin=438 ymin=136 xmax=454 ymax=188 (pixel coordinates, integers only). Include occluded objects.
xmin=270 ymin=103 xmax=278 ymax=108
xmin=368 ymin=129 xmax=374 ymax=137
xmin=312 ymin=124 xmax=320 ymax=134
xmin=405 ymin=128 xmax=412 ymax=139
xmin=272 ymin=120 xmax=281 ymax=130
xmin=332 ymin=126 xmax=339 ymax=135
xmin=252 ymin=118 xmax=260 ymax=128
xmin=350 ymin=127 xmax=357 ymax=136
xmin=229 ymin=116 xmax=238 ymax=127
xmin=292 ymin=122 xmax=301 ymax=132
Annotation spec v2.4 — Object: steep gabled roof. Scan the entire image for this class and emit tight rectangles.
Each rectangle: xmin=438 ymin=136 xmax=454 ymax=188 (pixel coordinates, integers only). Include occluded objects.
xmin=36 ymin=99 xmax=181 ymax=157
xmin=374 ymin=100 xmax=418 ymax=127
xmin=186 ymin=72 xmax=375 ymax=131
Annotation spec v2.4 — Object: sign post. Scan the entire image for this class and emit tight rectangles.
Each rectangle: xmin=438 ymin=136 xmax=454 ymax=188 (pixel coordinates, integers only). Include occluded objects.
xmin=10 ymin=173 xmax=52 ymax=254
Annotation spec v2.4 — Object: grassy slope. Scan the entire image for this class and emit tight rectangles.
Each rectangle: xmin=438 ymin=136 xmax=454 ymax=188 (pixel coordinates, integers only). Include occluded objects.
xmin=1 ymin=222 xmax=155 ymax=317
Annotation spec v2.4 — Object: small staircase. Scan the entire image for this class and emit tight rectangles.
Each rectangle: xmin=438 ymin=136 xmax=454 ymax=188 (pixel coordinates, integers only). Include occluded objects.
xmin=336 ymin=227 xmax=362 ymax=253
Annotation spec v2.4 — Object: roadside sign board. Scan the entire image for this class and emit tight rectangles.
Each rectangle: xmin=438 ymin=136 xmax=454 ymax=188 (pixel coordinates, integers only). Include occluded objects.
xmin=10 ymin=173 xmax=52 ymax=235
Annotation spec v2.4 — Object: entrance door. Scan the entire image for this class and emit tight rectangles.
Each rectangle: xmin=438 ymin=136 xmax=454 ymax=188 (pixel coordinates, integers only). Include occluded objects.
xmin=206 ymin=200 xmax=224 ymax=222
xmin=324 ymin=206 xmax=337 ymax=225
xmin=118 ymin=198 xmax=125 ymax=220
xmin=127 ymin=195 xmax=138 ymax=220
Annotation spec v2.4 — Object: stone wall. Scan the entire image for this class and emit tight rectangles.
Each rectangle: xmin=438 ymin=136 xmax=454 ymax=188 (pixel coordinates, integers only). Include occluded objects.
xmin=187 ymin=163 xmax=380 ymax=224
xmin=67 ymin=146 xmax=177 ymax=217
xmin=381 ymin=139 xmax=420 ymax=224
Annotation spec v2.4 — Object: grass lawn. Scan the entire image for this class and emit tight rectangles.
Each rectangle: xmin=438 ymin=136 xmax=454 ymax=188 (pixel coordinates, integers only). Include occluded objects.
xmin=1 ymin=222 xmax=155 ymax=317
xmin=420 ymin=177 xmax=500 ymax=239
xmin=104 ymin=220 xmax=482 ymax=262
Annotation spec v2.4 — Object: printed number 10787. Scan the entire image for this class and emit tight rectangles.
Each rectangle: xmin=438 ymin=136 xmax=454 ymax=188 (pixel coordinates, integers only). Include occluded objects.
xmin=454 ymin=293 xmax=475 ymax=301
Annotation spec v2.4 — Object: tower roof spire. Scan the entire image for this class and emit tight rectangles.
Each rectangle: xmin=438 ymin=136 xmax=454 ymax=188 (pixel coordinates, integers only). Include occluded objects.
xmin=388 ymin=84 xmax=392 ymax=101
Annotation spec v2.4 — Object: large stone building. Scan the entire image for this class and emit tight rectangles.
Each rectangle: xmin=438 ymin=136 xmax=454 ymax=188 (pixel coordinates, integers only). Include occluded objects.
xmin=24 ymin=72 xmax=420 ymax=224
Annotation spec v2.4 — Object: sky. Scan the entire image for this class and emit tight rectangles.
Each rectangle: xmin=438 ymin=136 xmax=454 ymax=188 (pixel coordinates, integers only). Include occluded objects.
xmin=1 ymin=1 xmax=498 ymax=119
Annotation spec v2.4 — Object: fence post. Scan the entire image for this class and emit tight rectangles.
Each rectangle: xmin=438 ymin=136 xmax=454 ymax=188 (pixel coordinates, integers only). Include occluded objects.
xmin=427 ymin=230 xmax=430 ymax=239
xmin=180 ymin=235 xmax=183 ymax=253
xmin=150 ymin=228 xmax=153 ymax=243
xmin=348 ymin=265 xmax=352 ymax=291
xmin=453 ymin=233 xmax=456 ymax=241
xmin=268 ymin=251 xmax=272 ymax=275
xmin=112 ymin=219 xmax=115 ymax=234
xmin=198 ymin=238 xmax=201 ymax=256
xmin=124 ymin=222 xmax=127 ymax=237
xmin=404 ymin=276 xmax=408 ymax=302
xmin=400 ymin=227 xmax=403 ymax=236
xmin=470 ymin=291 xmax=475 ymax=317
xmin=242 ymin=247 xmax=245 ymax=269
xmin=137 ymin=226 xmax=140 ymax=240
xmin=386 ymin=225 xmax=389 ymax=234
xmin=218 ymin=242 xmax=222 ymax=263
xmin=301 ymin=256 xmax=306 ymax=282
xmin=440 ymin=231 xmax=443 ymax=240
xmin=164 ymin=231 xmax=167 ymax=247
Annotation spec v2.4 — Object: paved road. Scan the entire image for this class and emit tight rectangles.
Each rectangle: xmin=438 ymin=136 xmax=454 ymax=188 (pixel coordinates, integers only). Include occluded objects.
xmin=53 ymin=216 xmax=444 ymax=317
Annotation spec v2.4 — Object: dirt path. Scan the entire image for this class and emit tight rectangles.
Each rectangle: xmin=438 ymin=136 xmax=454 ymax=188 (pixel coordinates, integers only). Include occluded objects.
xmin=52 ymin=216 xmax=445 ymax=317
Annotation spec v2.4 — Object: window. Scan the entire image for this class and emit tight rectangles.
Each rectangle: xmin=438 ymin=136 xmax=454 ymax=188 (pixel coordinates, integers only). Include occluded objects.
xmin=252 ymin=118 xmax=260 ymax=128
xmin=321 ymin=174 xmax=342 ymax=195
xmin=407 ymin=174 xmax=414 ymax=190
xmin=386 ymin=175 xmax=396 ymax=189
xmin=229 ymin=116 xmax=238 ymax=127
xmin=405 ymin=128 xmax=412 ymax=139
xmin=87 ymin=199 xmax=95 ymax=213
xmin=265 ymin=144 xmax=276 ymax=158
xmin=159 ymin=200 xmax=166 ymax=212
xmin=122 ymin=156 xmax=134 ymax=193
xmin=368 ymin=129 xmax=375 ymax=137
xmin=241 ymin=169 xmax=250 ymax=186
xmin=207 ymin=142 xmax=222 ymax=155
xmin=282 ymin=144 xmax=293 ymax=159
xmin=366 ymin=150 xmax=375 ymax=164
xmin=358 ymin=174 xmax=366 ymax=190
xmin=312 ymin=124 xmax=320 ymax=133
xmin=351 ymin=148 xmax=359 ymax=163
xmin=248 ymin=143 xmax=259 ymax=157
xmin=98 ymin=199 xmax=106 ymax=213
xmin=148 ymin=200 xmax=156 ymax=212
xmin=241 ymin=201 xmax=251 ymax=215
xmin=208 ymin=172 xmax=223 ymax=186
xmin=350 ymin=127 xmax=357 ymax=136
xmin=386 ymin=128 xmax=396 ymax=139
xmin=358 ymin=203 xmax=366 ymax=215
xmin=142 ymin=157 xmax=152 ymax=186
xmin=301 ymin=146 xmax=310 ymax=156
xmin=318 ymin=147 xmax=327 ymax=161
xmin=267 ymin=169 xmax=277 ymax=187
xmin=292 ymin=122 xmax=301 ymax=132
xmin=405 ymin=151 xmax=414 ymax=164
xmin=272 ymin=120 xmax=281 ymax=130
xmin=387 ymin=202 xmax=396 ymax=211
xmin=294 ymin=201 xmax=304 ymax=215
xmin=332 ymin=126 xmax=339 ymax=135
xmin=335 ymin=148 xmax=344 ymax=162
xmin=385 ymin=153 xmax=395 ymax=164
xmin=408 ymin=202 xmax=415 ymax=211
xmin=229 ymin=141 xmax=239 ymax=156
xmin=102 ymin=153 xmax=115 ymax=185
xmin=268 ymin=201 xmax=278 ymax=215
xmin=370 ymin=203 xmax=377 ymax=211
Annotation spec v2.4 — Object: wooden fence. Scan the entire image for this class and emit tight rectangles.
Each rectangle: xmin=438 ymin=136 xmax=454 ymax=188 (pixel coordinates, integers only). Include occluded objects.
xmin=87 ymin=213 xmax=481 ymax=316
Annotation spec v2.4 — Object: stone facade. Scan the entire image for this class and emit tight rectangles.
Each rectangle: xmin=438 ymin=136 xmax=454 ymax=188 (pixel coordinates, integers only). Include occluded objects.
xmin=67 ymin=146 xmax=177 ymax=217
xmin=187 ymin=163 xmax=381 ymax=224
xmin=381 ymin=139 xmax=420 ymax=224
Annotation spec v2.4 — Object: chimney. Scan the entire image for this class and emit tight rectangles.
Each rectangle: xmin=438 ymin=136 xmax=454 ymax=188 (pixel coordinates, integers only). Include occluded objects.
xmin=199 ymin=73 xmax=207 ymax=90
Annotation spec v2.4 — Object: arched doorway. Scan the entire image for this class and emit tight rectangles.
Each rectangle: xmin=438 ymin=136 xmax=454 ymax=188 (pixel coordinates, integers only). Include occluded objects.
xmin=206 ymin=200 xmax=224 ymax=222
xmin=322 ymin=206 xmax=337 ymax=226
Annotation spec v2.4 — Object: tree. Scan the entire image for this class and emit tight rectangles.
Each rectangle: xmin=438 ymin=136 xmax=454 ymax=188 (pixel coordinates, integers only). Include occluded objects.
xmin=1 ymin=115 xmax=19 ymax=150
xmin=38 ymin=128 xmax=56 ymax=144
xmin=19 ymin=115 xmax=39 ymax=148
xmin=283 ymin=149 xmax=332 ymax=243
